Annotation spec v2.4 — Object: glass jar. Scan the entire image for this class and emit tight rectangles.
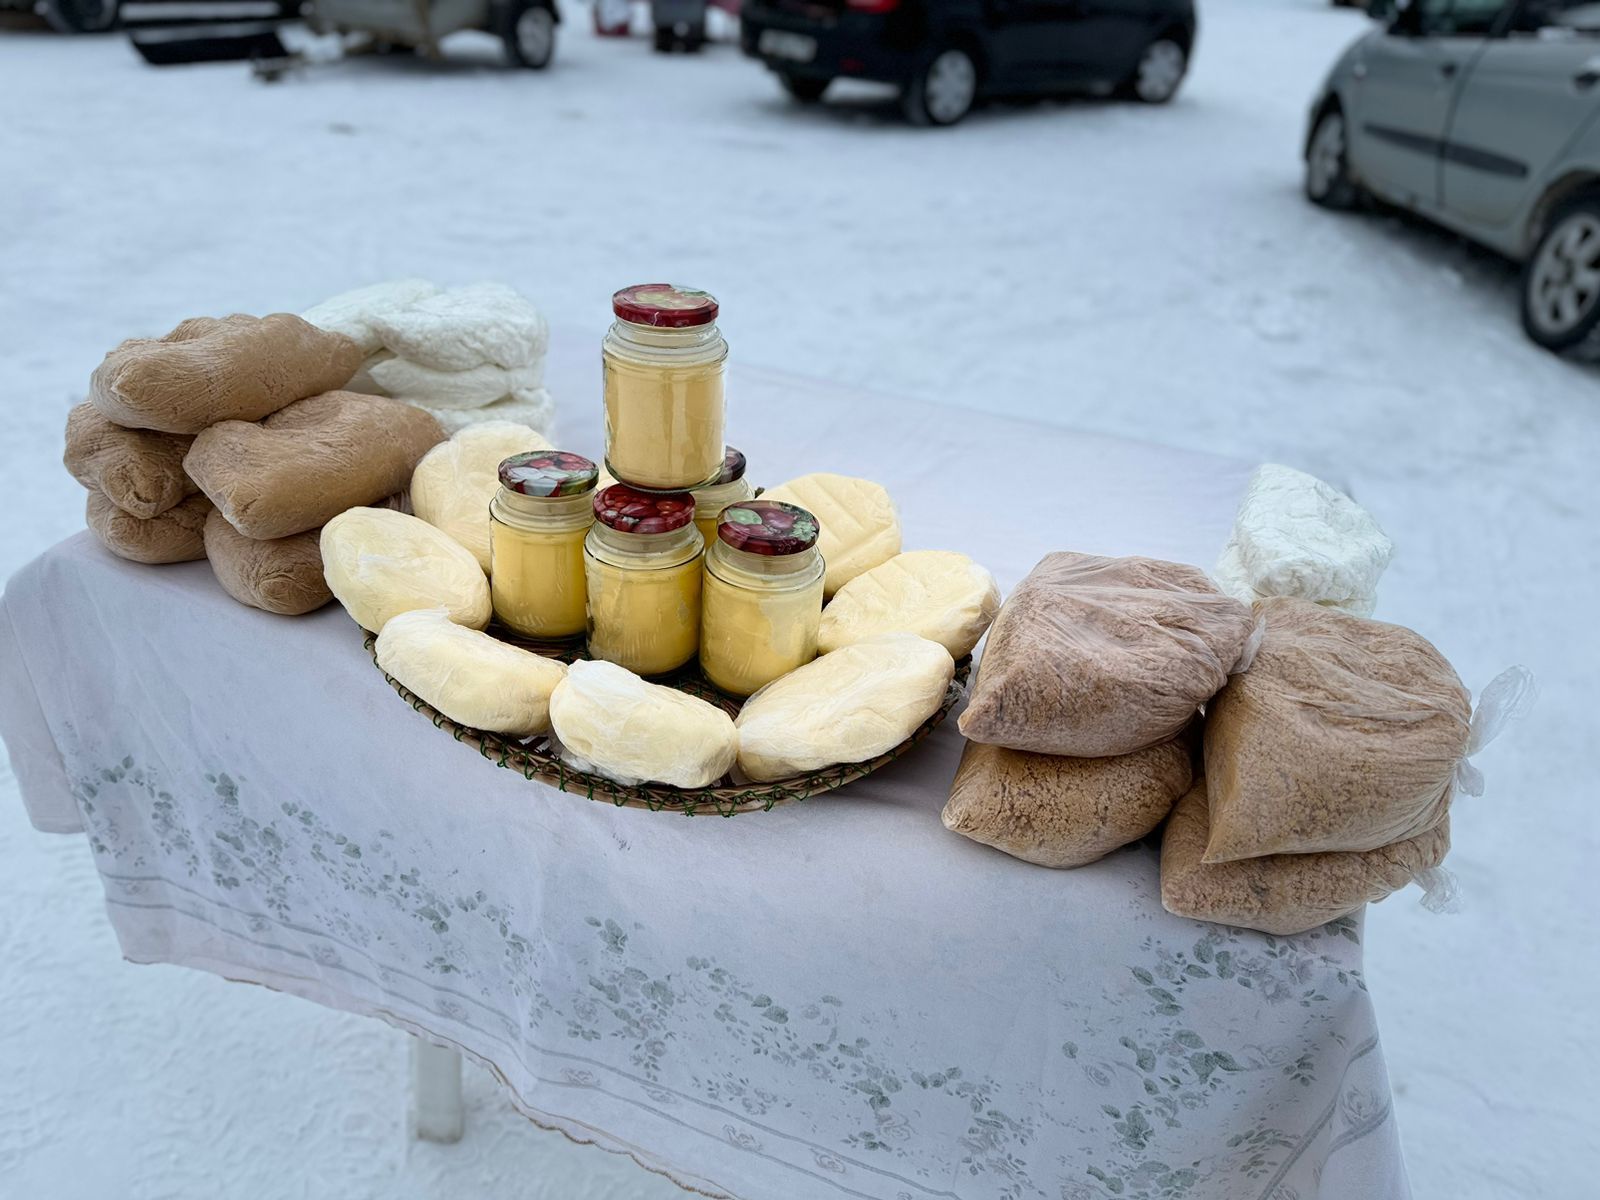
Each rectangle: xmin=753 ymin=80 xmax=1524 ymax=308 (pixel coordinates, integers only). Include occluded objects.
xmin=689 ymin=446 xmax=757 ymax=549
xmin=585 ymin=485 xmax=704 ymax=676
xmin=602 ymin=283 xmax=727 ymax=492
xmin=489 ymin=451 xmax=599 ymax=640
xmin=700 ymin=500 xmax=825 ymax=697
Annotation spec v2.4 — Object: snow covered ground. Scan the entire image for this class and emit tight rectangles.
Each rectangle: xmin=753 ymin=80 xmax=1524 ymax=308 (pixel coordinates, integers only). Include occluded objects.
xmin=2 ymin=2 xmax=1597 ymax=1197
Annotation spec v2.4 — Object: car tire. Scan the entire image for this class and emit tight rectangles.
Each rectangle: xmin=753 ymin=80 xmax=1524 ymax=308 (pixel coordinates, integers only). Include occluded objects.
xmin=779 ymin=74 xmax=830 ymax=103
xmin=1522 ymin=197 xmax=1600 ymax=359
xmin=902 ymin=46 xmax=978 ymax=127
xmin=1305 ymin=108 xmax=1360 ymax=211
xmin=500 ymin=1 xmax=556 ymax=69
xmin=40 ymin=0 xmax=119 ymax=33
xmin=1125 ymin=36 xmax=1187 ymax=104
xmin=653 ymin=25 xmax=673 ymax=51
xmin=684 ymin=20 xmax=706 ymax=51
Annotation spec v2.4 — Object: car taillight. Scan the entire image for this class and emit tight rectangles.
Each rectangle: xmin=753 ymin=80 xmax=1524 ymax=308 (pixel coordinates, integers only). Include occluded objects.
xmin=846 ymin=0 xmax=900 ymax=11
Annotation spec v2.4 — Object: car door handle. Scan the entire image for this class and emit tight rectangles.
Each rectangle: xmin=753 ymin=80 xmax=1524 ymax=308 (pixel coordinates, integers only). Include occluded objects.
xmin=1575 ymin=57 xmax=1600 ymax=89
xmin=1437 ymin=61 xmax=1458 ymax=82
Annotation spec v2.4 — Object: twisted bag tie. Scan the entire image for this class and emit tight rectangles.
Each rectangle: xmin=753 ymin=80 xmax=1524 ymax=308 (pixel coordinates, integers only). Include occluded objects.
xmin=1413 ymin=664 xmax=1539 ymax=914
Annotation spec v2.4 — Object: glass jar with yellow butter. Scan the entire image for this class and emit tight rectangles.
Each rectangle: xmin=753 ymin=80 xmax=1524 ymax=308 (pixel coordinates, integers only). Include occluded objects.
xmin=585 ymin=484 xmax=704 ymax=676
xmin=700 ymin=500 xmax=825 ymax=697
xmin=603 ymin=284 xmax=727 ymax=491
xmin=489 ymin=451 xmax=599 ymax=640
xmin=690 ymin=446 xmax=757 ymax=549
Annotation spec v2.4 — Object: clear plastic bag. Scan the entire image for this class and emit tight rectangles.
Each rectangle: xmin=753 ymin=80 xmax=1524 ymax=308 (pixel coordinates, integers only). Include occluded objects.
xmin=958 ymin=552 xmax=1256 ymax=758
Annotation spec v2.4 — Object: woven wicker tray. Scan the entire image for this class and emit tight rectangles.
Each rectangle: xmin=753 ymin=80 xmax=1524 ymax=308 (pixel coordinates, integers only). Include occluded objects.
xmin=365 ymin=628 xmax=970 ymax=816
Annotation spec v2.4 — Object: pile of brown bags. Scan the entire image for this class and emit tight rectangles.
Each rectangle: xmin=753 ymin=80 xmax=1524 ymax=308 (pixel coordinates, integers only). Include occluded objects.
xmin=64 ymin=313 xmax=445 ymax=615
xmin=943 ymin=552 xmax=1530 ymax=935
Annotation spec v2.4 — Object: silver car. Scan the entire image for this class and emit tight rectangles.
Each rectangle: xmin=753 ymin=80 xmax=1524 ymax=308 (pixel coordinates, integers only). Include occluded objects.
xmin=1306 ymin=0 xmax=1600 ymax=357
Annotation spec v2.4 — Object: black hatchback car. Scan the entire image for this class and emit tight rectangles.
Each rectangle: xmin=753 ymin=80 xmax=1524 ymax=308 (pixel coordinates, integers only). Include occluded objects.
xmin=740 ymin=0 xmax=1197 ymax=125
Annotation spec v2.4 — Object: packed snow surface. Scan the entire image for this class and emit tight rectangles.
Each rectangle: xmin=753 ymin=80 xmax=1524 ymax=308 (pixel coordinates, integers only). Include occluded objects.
xmin=3 ymin=3 xmax=1597 ymax=1198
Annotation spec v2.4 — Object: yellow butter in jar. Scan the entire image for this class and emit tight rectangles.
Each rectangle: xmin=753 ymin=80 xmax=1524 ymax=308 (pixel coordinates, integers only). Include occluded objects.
xmin=690 ymin=446 xmax=757 ymax=549
xmin=603 ymin=284 xmax=727 ymax=491
xmin=585 ymin=484 xmax=704 ymax=676
xmin=489 ymin=450 xmax=599 ymax=640
xmin=700 ymin=500 xmax=825 ymax=698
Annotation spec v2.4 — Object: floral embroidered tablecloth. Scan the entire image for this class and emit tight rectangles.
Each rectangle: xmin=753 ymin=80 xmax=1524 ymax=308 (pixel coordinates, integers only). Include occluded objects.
xmin=0 ymin=371 xmax=1408 ymax=1200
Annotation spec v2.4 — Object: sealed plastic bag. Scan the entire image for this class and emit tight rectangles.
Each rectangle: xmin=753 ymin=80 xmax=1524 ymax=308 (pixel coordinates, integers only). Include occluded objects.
xmin=735 ymin=633 xmax=954 ymax=782
xmin=377 ymin=608 xmax=566 ymax=738
xmin=1203 ymin=597 xmax=1534 ymax=860
xmin=549 ymin=659 xmax=737 ymax=788
xmin=1161 ymin=779 xmax=1451 ymax=936
xmin=942 ymin=732 xmax=1193 ymax=869
xmin=1213 ymin=464 xmax=1394 ymax=617
xmin=958 ymin=552 xmax=1255 ymax=757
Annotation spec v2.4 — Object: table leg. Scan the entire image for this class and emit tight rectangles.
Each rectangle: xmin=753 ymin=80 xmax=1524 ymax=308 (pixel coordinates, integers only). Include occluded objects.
xmin=410 ymin=1038 xmax=464 ymax=1143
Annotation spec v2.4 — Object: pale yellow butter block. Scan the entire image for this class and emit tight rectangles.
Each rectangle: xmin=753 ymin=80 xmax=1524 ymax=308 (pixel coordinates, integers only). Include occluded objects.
xmin=411 ymin=421 xmax=552 ymax=572
xmin=376 ymin=608 xmax=566 ymax=737
xmin=321 ymin=506 xmax=492 ymax=633
xmin=762 ymin=472 xmax=900 ymax=597
xmin=549 ymin=660 xmax=737 ymax=788
xmin=819 ymin=550 xmax=1001 ymax=659
xmin=735 ymin=632 xmax=954 ymax=782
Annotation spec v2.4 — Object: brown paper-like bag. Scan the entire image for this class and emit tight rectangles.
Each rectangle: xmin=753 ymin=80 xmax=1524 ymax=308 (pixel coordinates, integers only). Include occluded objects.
xmin=64 ymin=402 xmax=196 ymax=519
xmin=203 ymin=510 xmax=331 ymax=616
xmin=942 ymin=734 xmax=1193 ymax=869
xmin=185 ymin=391 xmax=444 ymax=540
xmin=90 ymin=313 xmax=362 ymax=434
xmin=86 ymin=489 xmax=211 ymax=564
xmin=1161 ymin=780 xmax=1450 ymax=936
xmin=1203 ymin=597 xmax=1471 ymax=861
xmin=958 ymin=552 xmax=1254 ymax=757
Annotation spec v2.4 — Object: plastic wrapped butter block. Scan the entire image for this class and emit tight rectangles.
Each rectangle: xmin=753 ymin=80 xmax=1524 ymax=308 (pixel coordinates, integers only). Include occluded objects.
xmin=376 ymin=608 xmax=566 ymax=737
xmin=819 ymin=550 xmax=1000 ymax=659
xmin=321 ymin=506 xmax=491 ymax=633
xmin=762 ymin=472 xmax=900 ymax=597
xmin=735 ymin=632 xmax=954 ymax=782
xmin=549 ymin=660 xmax=737 ymax=789
xmin=1213 ymin=463 xmax=1394 ymax=618
xmin=411 ymin=421 xmax=552 ymax=572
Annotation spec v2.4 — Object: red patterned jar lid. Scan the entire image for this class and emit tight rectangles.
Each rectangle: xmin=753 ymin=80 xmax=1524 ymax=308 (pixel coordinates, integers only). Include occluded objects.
xmin=717 ymin=501 xmax=819 ymax=556
xmin=593 ymin=483 xmax=696 ymax=534
xmin=612 ymin=284 xmax=719 ymax=329
xmin=704 ymin=446 xmax=746 ymax=487
xmin=498 ymin=450 xmax=598 ymax=497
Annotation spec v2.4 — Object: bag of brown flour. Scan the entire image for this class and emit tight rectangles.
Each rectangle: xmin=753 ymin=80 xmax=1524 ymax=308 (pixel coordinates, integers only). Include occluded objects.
xmin=958 ymin=552 xmax=1255 ymax=757
xmin=942 ymin=733 xmax=1193 ymax=869
xmin=1203 ymin=597 xmax=1535 ymax=861
xmin=203 ymin=510 xmax=331 ymax=616
xmin=86 ymin=490 xmax=211 ymax=564
xmin=1161 ymin=780 xmax=1452 ymax=936
xmin=64 ymin=402 xmax=196 ymax=519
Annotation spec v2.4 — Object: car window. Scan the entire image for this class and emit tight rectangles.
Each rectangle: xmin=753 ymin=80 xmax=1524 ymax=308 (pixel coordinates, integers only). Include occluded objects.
xmin=1415 ymin=0 xmax=1511 ymax=34
xmin=1510 ymin=0 xmax=1600 ymax=31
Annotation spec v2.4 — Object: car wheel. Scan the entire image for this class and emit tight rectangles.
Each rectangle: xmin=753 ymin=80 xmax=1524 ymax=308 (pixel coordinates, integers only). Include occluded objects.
xmin=1305 ymin=108 xmax=1359 ymax=210
xmin=40 ymin=0 xmax=119 ymax=33
xmin=1522 ymin=198 xmax=1600 ymax=359
xmin=779 ymin=74 xmax=830 ymax=103
xmin=902 ymin=47 xmax=978 ymax=127
xmin=501 ymin=2 xmax=556 ymax=69
xmin=1128 ymin=37 xmax=1186 ymax=104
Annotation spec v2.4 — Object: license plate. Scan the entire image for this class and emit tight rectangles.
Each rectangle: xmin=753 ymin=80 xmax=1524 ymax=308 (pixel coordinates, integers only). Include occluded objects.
xmin=758 ymin=30 xmax=816 ymax=63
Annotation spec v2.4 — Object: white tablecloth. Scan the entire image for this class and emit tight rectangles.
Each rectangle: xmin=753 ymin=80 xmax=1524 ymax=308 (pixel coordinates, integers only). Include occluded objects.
xmin=0 ymin=346 xmax=1409 ymax=1200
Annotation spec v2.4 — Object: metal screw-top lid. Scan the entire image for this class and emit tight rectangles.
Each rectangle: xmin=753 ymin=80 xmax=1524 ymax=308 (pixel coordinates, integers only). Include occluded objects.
xmin=717 ymin=500 xmax=819 ymax=557
xmin=593 ymin=483 xmax=696 ymax=534
xmin=498 ymin=451 xmax=599 ymax=497
xmin=612 ymin=283 xmax=719 ymax=329
xmin=701 ymin=446 xmax=747 ymax=487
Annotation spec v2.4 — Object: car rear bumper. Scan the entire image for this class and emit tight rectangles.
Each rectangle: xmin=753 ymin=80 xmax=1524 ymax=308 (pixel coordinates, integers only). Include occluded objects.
xmin=740 ymin=5 xmax=921 ymax=84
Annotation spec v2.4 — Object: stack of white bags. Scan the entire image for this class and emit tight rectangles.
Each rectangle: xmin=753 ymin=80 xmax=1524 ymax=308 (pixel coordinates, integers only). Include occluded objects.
xmin=302 ymin=280 xmax=554 ymax=436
